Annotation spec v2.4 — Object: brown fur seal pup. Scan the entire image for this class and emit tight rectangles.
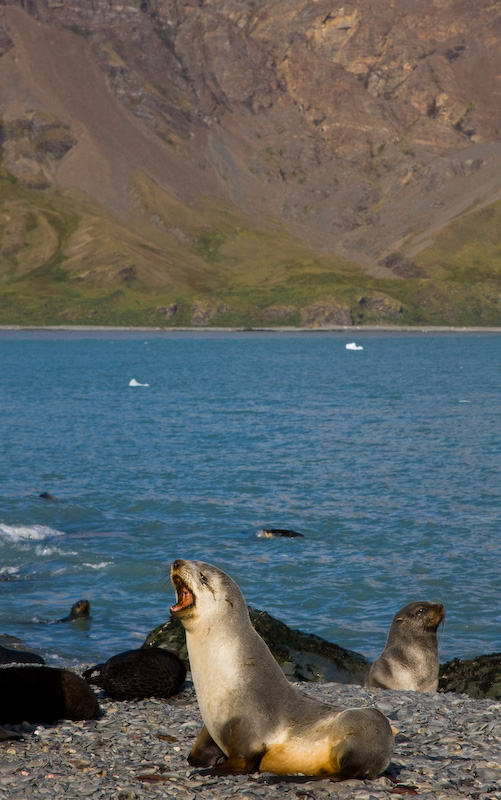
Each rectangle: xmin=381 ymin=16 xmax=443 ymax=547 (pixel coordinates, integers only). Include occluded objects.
xmin=0 ymin=665 xmax=100 ymax=724
xmin=83 ymin=647 xmax=186 ymax=701
xmin=0 ymin=643 xmax=45 ymax=665
xmin=58 ymin=599 xmax=91 ymax=623
xmin=364 ymin=601 xmax=445 ymax=692
xmin=170 ymin=559 xmax=393 ymax=780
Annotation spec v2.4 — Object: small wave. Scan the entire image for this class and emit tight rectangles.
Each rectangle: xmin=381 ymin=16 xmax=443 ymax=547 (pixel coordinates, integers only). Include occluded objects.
xmin=82 ymin=561 xmax=114 ymax=570
xmin=34 ymin=545 xmax=78 ymax=557
xmin=0 ymin=523 xmax=65 ymax=542
xmin=0 ymin=565 xmax=20 ymax=578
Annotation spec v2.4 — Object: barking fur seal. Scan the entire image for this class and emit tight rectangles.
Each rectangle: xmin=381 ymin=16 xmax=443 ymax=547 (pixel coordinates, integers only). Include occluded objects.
xmin=170 ymin=558 xmax=394 ymax=780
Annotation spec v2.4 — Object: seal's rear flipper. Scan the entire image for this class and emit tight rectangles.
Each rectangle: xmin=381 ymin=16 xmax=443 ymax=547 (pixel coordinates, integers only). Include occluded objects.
xmin=331 ymin=708 xmax=394 ymax=780
xmin=188 ymin=725 xmax=227 ymax=768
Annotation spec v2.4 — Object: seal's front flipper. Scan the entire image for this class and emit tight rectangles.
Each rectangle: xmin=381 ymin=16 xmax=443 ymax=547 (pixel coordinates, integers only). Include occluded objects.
xmin=188 ymin=725 xmax=227 ymax=768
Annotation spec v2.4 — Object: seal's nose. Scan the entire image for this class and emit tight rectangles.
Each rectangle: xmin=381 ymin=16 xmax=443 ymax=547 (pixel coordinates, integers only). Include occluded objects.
xmin=172 ymin=559 xmax=184 ymax=571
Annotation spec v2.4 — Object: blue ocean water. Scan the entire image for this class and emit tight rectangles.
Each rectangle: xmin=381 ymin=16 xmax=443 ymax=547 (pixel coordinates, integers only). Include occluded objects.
xmin=0 ymin=329 xmax=499 ymax=668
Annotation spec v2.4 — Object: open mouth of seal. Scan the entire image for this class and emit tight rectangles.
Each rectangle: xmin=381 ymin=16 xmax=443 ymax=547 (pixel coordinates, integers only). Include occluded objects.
xmin=170 ymin=575 xmax=195 ymax=615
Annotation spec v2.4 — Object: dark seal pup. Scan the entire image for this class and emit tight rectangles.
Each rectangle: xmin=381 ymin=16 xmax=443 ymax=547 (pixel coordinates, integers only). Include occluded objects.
xmin=83 ymin=647 xmax=186 ymax=701
xmin=364 ymin=601 xmax=445 ymax=692
xmin=0 ymin=643 xmax=45 ymax=665
xmin=0 ymin=665 xmax=100 ymax=724
xmin=170 ymin=559 xmax=393 ymax=780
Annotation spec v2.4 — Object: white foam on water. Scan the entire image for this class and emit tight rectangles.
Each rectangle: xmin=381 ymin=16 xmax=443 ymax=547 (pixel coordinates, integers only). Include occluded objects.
xmin=82 ymin=561 xmax=114 ymax=570
xmin=34 ymin=545 xmax=78 ymax=557
xmin=0 ymin=523 xmax=65 ymax=542
xmin=0 ymin=565 xmax=19 ymax=577
xmin=345 ymin=342 xmax=364 ymax=350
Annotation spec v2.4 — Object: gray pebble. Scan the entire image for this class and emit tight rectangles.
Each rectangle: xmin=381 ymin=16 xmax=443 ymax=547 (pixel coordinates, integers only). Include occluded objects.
xmin=0 ymin=666 xmax=500 ymax=799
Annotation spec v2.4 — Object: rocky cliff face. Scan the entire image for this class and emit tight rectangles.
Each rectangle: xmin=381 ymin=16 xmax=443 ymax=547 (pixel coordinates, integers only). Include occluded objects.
xmin=1 ymin=0 xmax=501 ymax=324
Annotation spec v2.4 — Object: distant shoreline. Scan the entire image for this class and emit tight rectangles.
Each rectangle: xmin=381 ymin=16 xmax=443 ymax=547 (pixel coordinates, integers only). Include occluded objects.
xmin=2 ymin=324 xmax=501 ymax=334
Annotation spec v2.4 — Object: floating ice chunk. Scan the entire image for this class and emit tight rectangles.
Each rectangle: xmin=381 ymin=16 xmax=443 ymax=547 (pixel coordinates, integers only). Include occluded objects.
xmin=129 ymin=378 xmax=150 ymax=387
xmin=345 ymin=342 xmax=363 ymax=350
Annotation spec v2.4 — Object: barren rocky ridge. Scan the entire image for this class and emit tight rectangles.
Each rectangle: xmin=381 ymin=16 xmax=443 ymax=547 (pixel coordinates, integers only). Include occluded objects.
xmin=1 ymin=0 xmax=501 ymax=326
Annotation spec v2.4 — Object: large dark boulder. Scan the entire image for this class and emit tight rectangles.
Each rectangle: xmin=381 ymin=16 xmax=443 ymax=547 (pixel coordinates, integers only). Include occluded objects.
xmin=439 ymin=653 xmax=501 ymax=700
xmin=144 ymin=606 xmax=369 ymax=685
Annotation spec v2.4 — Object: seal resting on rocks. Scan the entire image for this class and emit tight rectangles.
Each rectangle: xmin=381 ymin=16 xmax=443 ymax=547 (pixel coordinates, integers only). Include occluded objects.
xmin=364 ymin=601 xmax=445 ymax=692
xmin=170 ymin=559 xmax=394 ymax=780
xmin=83 ymin=647 xmax=186 ymax=701
xmin=58 ymin=599 xmax=91 ymax=623
xmin=0 ymin=725 xmax=23 ymax=741
xmin=0 ymin=643 xmax=45 ymax=665
xmin=0 ymin=665 xmax=100 ymax=724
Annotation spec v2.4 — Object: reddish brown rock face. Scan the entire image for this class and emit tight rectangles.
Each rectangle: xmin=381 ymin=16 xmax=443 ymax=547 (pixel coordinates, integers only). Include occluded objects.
xmin=1 ymin=0 xmax=501 ymax=321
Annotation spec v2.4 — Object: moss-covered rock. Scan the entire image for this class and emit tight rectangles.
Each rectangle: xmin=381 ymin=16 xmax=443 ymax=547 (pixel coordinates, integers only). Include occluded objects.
xmin=439 ymin=653 xmax=501 ymax=700
xmin=144 ymin=607 xmax=369 ymax=684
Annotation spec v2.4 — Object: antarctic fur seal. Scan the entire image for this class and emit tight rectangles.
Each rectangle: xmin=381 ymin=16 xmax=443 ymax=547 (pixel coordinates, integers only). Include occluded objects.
xmin=58 ymin=599 xmax=91 ymax=623
xmin=83 ymin=646 xmax=186 ymax=701
xmin=364 ymin=601 xmax=445 ymax=692
xmin=0 ymin=643 xmax=45 ymax=665
xmin=257 ymin=528 xmax=304 ymax=538
xmin=0 ymin=725 xmax=23 ymax=741
xmin=0 ymin=665 xmax=100 ymax=724
xmin=170 ymin=559 xmax=393 ymax=780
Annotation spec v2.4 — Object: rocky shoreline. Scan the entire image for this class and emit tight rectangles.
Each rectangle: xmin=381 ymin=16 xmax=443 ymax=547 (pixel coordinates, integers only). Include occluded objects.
xmin=2 ymin=324 xmax=501 ymax=333
xmin=1 ymin=668 xmax=500 ymax=800
xmin=146 ymin=611 xmax=501 ymax=701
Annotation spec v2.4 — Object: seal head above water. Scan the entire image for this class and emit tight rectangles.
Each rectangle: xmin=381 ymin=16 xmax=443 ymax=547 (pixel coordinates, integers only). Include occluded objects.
xmin=170 ymin=558 xmax=393 ymax=780
xmin=58 ymin=599 xmax=91 ymax=623
xmin=364 ymin=601 xmax=445 ymax=692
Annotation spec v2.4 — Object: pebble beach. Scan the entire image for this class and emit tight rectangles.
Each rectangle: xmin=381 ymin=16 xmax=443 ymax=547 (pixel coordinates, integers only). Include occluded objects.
xmin=1 ymin=670 xmax=500 ymax=800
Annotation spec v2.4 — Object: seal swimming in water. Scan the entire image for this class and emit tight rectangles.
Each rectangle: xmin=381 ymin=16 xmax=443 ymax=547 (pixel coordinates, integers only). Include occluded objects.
xmin=58 ymin=599 xmax=91 ymax=623
xmin=0 ymin=643 xmax=45 ymax=665
xmin=364 ymin=601 xmax=445 ymax=692
xmin=170 ymin=559 xmax=393 ymax=780
xmin=257 ymin=528 xmax=304 ymax=538
xmin=83 ymin=647 xmax=186 ymax=701
xmin=0 ymin=665 xmax=100 ymax=724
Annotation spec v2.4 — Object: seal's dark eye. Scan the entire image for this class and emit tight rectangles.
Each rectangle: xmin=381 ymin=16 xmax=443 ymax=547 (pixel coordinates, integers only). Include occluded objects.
xmin=200 ymin=572 xmax=208 ymax=584
xmin=416 ymin=607 xmax=425 ymax=614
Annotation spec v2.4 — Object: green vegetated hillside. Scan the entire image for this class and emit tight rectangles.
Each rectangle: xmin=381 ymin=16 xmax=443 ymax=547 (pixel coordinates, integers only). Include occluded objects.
xmin=1 ymin=164 xmax=501 ymax=328
xmin=411 ymin=201 xmax=501 ymax=326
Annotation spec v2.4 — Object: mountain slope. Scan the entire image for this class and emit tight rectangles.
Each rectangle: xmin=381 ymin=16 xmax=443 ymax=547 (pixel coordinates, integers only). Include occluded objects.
xmin=1 ymin=0 xmax=501 ymax=326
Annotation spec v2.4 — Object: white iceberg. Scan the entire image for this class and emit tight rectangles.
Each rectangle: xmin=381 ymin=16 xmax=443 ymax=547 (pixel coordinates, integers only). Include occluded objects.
xmin=129 ymin=378 xmax=149 ymax=387
xmin=345 ymin=342 xmax=363 ymax=351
